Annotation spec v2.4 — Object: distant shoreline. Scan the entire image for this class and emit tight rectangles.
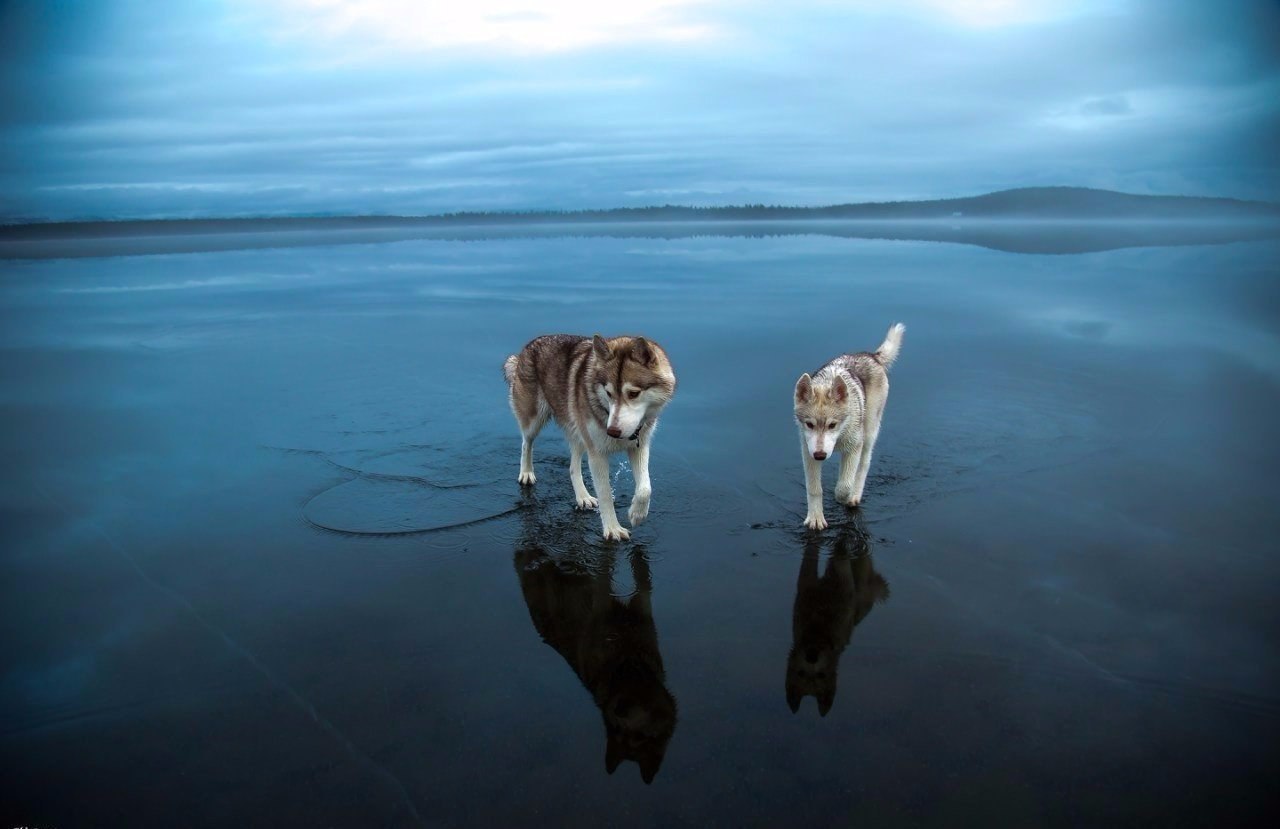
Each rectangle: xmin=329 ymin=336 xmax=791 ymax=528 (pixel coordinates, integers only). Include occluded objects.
xmin=4 ymin=217 xmax=1279 ymax=260
xmin=4 ymin=186 xmax=1279 ymax=240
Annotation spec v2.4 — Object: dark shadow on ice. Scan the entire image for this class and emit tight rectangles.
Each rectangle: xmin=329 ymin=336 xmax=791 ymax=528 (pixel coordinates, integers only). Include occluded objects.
xmin=514 ymin=495 xmax=677 ymax=784
xmin=787 ymin=522 xmax=890 ymax=717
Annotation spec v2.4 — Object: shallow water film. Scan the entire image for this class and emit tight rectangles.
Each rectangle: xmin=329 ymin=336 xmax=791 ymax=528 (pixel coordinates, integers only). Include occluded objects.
xmin=3 ymin=225 xmax=1278 ymax=826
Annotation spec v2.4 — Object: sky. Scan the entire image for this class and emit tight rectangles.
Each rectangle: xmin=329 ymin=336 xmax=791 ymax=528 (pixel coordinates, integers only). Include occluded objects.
xmin=1 ymin=0 xmax=1278 ymax=220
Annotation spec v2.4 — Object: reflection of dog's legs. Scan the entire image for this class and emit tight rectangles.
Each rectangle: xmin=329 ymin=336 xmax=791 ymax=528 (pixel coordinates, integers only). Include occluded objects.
xmin=518 ymin=399 xmax=550 ymax=486
xmin=631 ymin=549 xmax=653 ymax=613
xmin=570 ymin=442 xmax=598 ymax=510
xmin=827 ymin=548 xmax=855 ymax=593
xmin=851 ymin=420 xmax=880 ymax=505
xmin=802 ymin=438 xmax=827 ymax=530
xmin=587 ymin=450 xmax=630 ymax=541
xmin=627 ymin=438 xmax=651 ymax=526
xmin=797 ymin=543 xmax=820 ymax=593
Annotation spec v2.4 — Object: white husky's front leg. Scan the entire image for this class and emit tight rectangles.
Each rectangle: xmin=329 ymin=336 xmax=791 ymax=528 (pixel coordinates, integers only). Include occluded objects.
xmin=834 ymin=435 xmax=865 ymax=507
xmin=586 ymin=450 xmax=630 ymax=541
xmin=802 ymin=438 xmax=827 ymax=531
xmin=627 ymin=438 xmax=651 ymax=526
xmin=569 ymin=443 xmax=598 ymax=510
xmin=851 ymin=423 xmax=880 ymax=505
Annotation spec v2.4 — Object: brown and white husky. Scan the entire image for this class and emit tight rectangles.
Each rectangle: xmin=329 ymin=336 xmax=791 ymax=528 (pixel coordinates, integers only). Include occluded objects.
xmin=505 ymin=334 xmax=677 ymax=540
xmin=794 ymin=323 xmax=904 ymax=530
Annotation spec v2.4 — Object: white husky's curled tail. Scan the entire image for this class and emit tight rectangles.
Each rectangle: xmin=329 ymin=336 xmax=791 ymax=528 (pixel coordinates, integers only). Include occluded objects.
xmin=875 ymin=323 xmax=905 ymax=369
xmin=503 ymin=354 xmax=518 ymax=385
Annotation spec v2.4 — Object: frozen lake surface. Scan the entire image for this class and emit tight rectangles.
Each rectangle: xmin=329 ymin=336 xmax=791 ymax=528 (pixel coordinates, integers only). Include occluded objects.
xmin=2 ymin=224 xmax=1278 ymax=825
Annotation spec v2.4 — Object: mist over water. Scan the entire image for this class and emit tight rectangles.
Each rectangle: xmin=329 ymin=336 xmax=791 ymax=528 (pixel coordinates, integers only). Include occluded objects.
xmin=2 ymin=228 xmax=1278 ymax=825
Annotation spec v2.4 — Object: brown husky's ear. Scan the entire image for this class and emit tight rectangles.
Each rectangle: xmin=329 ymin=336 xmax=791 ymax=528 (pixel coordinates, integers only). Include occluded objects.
xmin=639 ymin=752 xmax=663 ymax=785
xmin=786 ymin=683 xmax=802 ymax=713
xmin=631 ymin=336 xmax=654 ymax=366
xmin=831 ymin=374 xmax=849 ymax=403
xmin=817 ymin=688 xmax=835 ymax=717
xmin=795 ymin=373 xmax=813 ymax=404
xmin=592 ymin=334 xmax=611 ymax=360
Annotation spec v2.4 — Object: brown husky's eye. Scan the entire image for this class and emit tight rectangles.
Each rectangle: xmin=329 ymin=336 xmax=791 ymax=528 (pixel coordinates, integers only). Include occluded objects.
xmin=627 ymin=389 xmax=640 ymax=400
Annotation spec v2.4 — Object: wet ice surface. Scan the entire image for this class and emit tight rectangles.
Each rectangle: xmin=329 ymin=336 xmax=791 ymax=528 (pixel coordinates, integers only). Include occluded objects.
xmin=2 ymin=226 xmax=1279 ymax=826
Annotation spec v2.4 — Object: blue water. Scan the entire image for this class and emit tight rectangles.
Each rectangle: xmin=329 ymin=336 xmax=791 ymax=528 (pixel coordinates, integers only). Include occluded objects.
xmin=2 ymin=226 xmax=1278 ymax=825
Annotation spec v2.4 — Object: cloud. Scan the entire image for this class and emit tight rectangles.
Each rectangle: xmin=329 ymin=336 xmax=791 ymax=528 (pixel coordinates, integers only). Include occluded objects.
xmin=1 ymin=0 xmax=1277 ymax=220
xmin=255 ymin=0 xmax=721 ymax=54
xmin=1079 ymin=96 xmax=1133 ymax=117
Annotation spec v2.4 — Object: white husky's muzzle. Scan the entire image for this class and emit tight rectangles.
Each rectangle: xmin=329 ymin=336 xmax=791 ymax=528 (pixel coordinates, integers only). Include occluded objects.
xmin=806 ymin=429 xmax=836 ymax=460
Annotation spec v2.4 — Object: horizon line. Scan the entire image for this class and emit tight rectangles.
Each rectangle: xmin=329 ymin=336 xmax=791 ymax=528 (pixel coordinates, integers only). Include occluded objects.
xmin=5 ymin=185 xmax=1279 ymax=228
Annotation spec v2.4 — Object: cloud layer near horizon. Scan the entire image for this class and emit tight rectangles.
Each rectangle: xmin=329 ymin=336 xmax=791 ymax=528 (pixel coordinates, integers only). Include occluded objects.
xmin=2 ymin=0 xmax=1277 ymax=220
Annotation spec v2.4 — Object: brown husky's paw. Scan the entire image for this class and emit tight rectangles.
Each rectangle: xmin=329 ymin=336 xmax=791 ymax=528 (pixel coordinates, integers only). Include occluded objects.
xmin=628 ymin=493 xmax=650 ymax=526
xmin=518 ymin=471 xmax=537 ymax=486
xmin=602 ymin=524 xmax=631 ymax=542
xmin=576 ymin=494 xmax=599 ymax=510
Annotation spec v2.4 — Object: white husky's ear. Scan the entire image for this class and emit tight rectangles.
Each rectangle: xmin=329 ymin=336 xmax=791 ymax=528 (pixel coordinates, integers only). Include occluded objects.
xmin=831 ymin=374 xmax=848 ymax=403
xmin=795 ymin=373 xmax=813 ymax=404
xmin=592 ymin=334 xmax=611 ymax=360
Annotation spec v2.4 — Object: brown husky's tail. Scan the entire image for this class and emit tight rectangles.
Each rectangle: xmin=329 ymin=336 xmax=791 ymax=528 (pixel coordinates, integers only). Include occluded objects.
xmin=503 ymin=354 xmax=518 ymax=385
xmin=874 ymin=323 xmax=905 ymax=369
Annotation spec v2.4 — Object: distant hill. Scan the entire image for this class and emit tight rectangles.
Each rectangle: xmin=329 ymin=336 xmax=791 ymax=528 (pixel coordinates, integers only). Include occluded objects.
xmin=3 ymin=187 xmax=1278 ymax=242
xmin=801 ymin=186 xmax=1280 ymax=220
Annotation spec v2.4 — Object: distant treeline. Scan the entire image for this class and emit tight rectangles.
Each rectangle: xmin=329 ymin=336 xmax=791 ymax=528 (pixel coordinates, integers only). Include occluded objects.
xmin=4 ymin=187 xmax=1278 ymax=239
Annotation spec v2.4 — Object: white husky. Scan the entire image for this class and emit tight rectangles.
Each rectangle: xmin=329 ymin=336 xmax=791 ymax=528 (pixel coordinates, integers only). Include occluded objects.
xmin=794 ymin=323 xmax=905 ymax=530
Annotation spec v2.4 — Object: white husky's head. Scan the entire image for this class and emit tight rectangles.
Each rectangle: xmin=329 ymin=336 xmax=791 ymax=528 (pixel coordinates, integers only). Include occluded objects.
xmin=794 ymin=373 xmax=850 ymax=461
xmin=592 ymin=334 xmax=675 ymax=440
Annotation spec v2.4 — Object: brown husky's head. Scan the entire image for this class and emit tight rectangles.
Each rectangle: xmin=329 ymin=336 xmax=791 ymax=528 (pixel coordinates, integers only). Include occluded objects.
xmin=592 ymin=334 xmax=676 ymax=440
xmin=602 ymin=675 xmax=678 ymax=784
xmin=794 ymin=373 xmax=851 ymax=461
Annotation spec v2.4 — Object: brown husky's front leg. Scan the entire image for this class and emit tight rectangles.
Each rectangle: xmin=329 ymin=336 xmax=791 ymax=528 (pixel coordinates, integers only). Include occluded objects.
xmin=587 ymin=450 xmax=630 ymax=541
xmin=569 ymin=442 xmax=598 ymax=510
xmin=627 ymin=437 xmax=651 ymax=526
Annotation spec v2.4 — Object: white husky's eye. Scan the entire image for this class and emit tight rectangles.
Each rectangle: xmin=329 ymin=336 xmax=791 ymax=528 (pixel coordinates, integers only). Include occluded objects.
xmin=828 ymin=421 xmax=837 ymax=429
xmin=805 ymin=421 xmax=815 ymax=429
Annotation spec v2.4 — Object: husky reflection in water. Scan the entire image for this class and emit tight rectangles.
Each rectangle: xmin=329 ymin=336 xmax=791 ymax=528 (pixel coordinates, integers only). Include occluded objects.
xmin=787 ymin=525 xmax=890 ymax=716
xmin=515 ymin=503 xmax=677 ymax=783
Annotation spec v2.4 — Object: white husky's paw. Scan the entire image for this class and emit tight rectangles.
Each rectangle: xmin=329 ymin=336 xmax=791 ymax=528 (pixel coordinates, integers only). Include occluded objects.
xmin=518 ymin=470 xmax=537 ymax=486
xmin=601 ymin=523 xmax=631 ymax=542
xmin=575 ymin=494 xmax=599 ymax=510
xmin=628 ymin=491 xmax=651 ymax=526
xmin=803 ymin=511 xmax=828 ymax=531
xmin=834 ymin=483 xmax=852 ymax=503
